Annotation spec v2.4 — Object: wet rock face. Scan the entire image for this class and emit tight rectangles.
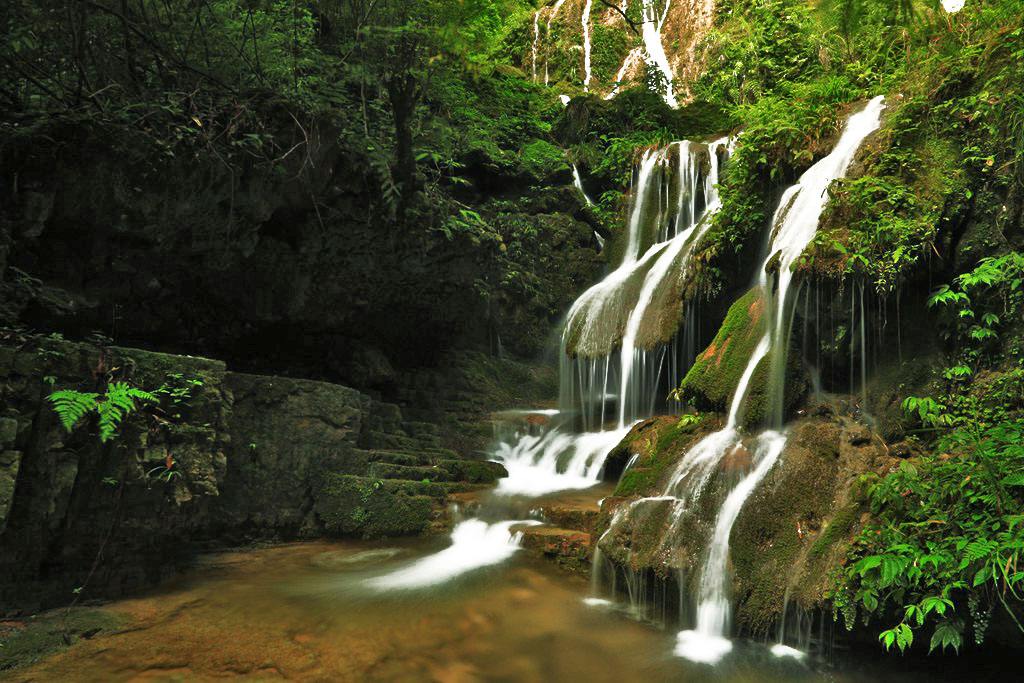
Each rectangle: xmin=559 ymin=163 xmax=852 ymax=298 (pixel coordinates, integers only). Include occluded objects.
xmin=0 ymin=118 xmax=601 ymax=386
xmin=593 ymin=410 xmax=888 ymax=635
xmin=0 ymin=337 xmax=504 ymax=613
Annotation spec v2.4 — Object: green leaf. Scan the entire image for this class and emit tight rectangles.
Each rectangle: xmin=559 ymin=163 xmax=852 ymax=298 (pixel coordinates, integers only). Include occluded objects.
xmin=929 ymin=620 xmax=962 ymax=654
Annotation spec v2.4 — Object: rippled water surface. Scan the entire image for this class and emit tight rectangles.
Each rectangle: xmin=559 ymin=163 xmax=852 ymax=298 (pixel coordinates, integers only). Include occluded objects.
xmin=10 ymin=532 xmax=999 ymax=682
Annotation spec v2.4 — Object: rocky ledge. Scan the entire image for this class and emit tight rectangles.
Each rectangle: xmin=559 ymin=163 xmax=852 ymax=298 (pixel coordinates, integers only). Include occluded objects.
xmin=0 ymin=335 xmax=506 ymax=613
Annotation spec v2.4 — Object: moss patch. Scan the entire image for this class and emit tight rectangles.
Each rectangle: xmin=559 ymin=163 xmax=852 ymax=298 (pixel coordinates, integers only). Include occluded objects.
xmin=314 ymin=474 xmax=447 ymax=539
xmin=0 ymin=608 xmax=123 ymax=672
xmin=612 ymin=415 xmax=708 ymax=497
xmin=680 ymin=287 xmax=767 ymax=415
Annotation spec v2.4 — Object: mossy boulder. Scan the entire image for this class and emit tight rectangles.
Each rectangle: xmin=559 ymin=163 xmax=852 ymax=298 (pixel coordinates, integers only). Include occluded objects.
xmin=0 ymin=608 xmax=123 ymax=673
xmin=679 ymin=287 xmax=768 ymax=422
xmin=517 ymin=139 xmax=571 ymax=184
xmin=729 ymin=416 xmax=885 ymax=635
xmin=313 ymin=474 xmax=448 ymax=539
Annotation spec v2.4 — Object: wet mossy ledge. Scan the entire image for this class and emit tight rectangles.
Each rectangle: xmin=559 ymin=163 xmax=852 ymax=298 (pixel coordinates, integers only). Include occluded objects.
xmin=678 ymin=287 xmax=767 ymax=420
xmin=678 ymin=286 xmax=809 ymax=428
xmin=592 ymin=405 xmax=893 ymax=635
xmin=0 ymin=335 xmax=509 ymax=613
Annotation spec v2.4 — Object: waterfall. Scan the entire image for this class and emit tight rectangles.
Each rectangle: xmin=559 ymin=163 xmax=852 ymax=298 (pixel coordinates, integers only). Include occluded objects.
xmin=532 ymin=10 xmax=541 ymax=82
xmin=561 ymin=139 xmax=730 ymax=430
xmin=496 ymin=139 xmax=729 ymax=495
xmin=640 ymin=0 xmax=677 ymax=107
xmin=668 ymin=96 xmax=886 ymax=664
xmin=582 ymin=0 xmax=593 ymax=91
xmin=616 ymin=141 xmax=720 ymax=426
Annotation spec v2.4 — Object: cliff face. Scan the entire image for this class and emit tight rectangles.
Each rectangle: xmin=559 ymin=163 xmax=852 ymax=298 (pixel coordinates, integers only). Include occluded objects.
xmin=0 ymin=337 xmax=511 ymax=614
xmin=0 ymin=108 xmax=602 ymax=391
xmin=522 ymin=0 xmax=716 ymax=103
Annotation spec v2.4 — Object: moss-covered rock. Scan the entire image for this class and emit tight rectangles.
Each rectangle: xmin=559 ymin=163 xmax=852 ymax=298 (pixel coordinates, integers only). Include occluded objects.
xmin=730 ymin=416 xmax=885 ymax=635
xmin=0 ymin=608 xmax=123 ymax=673
xmin=679 ymin=287 xmax=768 ymax=421
xmin=313 ymin=474 xmax=442 ymax=539
xmin=517 ymin=139 xmax=571 ymax=184
xmin=595 ymin=406 xmax=888 ymax=636
xmin=516 ymin=525 xmax=592 ymax=573
xmin=611 ymin=415 xmax=710 ymax=497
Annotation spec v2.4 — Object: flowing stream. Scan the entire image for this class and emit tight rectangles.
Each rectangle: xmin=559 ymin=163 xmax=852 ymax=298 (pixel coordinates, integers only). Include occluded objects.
xmin=669 ymin=96 xmax=887 ymax=663
xmin=369 ymin=139 xmax=729 ymax=590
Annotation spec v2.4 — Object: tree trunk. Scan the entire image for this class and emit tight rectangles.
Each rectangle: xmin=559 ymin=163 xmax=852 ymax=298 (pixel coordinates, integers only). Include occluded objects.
xmin=387 ymin=74 xmax=418 ymax=224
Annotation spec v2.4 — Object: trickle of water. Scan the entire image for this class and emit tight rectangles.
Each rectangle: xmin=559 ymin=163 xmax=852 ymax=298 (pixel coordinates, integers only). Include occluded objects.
xmin=572 ymin=164 xmax=594 ymax=206
xmin=640 ymin=0 xmax=677 ymax=107
xmin=531 ymin=11 xmax=540 ymax=82
xmin=606 ymin=47 xmax=642 ymax=100
xmin=365 ymin=519 xmax=540 ymax=590
xmin=582 ymin=0 xmax=593 ymax=91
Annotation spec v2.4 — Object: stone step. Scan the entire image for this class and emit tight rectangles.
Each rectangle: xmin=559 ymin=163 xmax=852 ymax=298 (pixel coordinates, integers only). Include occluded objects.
xmin=367 ymin=462 xmax=455 ymax=483
xmin=534 ymin=505 xmax=599 ymax=532
xmin=401 ymin=421 xmax=441 ymax=438
xmin=513 ymin=525 xmax=591 ymax=572
xmin=361 ymin=431 xmax=423 ymax=451
xmin=367 ymin=459 xmax=507 ymax=484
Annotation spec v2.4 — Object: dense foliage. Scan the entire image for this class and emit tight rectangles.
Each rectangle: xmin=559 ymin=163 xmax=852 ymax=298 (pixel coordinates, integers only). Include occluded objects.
xmin=4 ymin=0 xmax=1024 ymax=660
xmin=836 ymin=250 xmax=1024 ymax=652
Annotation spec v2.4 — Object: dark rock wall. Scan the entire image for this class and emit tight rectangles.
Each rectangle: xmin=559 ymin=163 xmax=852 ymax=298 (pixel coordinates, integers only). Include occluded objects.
xmin=0 ymin=116 xmax=602 ymax=390
xmin=0 ymin=337 xmax=504 ymax=614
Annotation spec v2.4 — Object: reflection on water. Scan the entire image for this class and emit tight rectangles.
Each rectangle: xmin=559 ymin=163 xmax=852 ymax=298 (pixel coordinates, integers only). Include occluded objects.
xmin=364 ymin=519 xmax=540 ymax=590
xmin=13 ymin=536 xmax=1001 ymax=682
xmin=14 ymin=539 xmax=814 ymax=682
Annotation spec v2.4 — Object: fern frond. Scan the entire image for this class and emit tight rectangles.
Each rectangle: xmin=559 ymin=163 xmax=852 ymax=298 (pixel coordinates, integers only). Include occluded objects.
xmin=47 ymin=390 xmax=100 ymax=432
xmin=96 ymin=382 xmax=158 ymax=442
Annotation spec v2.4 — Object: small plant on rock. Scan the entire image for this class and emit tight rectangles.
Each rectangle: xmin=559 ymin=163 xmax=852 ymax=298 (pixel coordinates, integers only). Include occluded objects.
xmin=48 ymin=382 xmax=159 ymax=443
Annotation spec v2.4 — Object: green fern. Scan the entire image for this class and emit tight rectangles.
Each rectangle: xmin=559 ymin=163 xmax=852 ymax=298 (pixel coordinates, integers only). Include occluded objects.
xmin=48 ymin=382 xmax=159 ymax=443
xmin=96 ymin=382 xmax=156 ymax=442
xmin=47 ymin=390 xmax=100 ymax=432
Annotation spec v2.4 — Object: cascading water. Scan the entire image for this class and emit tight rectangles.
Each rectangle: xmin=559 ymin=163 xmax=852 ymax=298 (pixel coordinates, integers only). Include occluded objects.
xmin=369 ymin=138 xmax=730 ymax=589
xmin=561 ymin=139 xmax=730 ymax=432
xmin=640 ymin=0 xmax=677 ymax=107
xmin=499 ymin=140 xmax=728 ymax=495
xmin=607 ymin=48 xmax=642 ymax=100
xmin=531 ymin=10 xmax=540 ymax=82
xmin=582 ymin=0 xmax=593 ymax=91
xmin=666 ymin=96 xmax=886 ymax=664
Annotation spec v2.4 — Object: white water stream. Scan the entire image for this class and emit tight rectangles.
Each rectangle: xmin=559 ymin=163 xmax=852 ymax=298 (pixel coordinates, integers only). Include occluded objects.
xmin=582 ymin=0 xmax=593 ymax=91
xmin=366 ymin=519 xmax=540 ymax=590
xmin=640 ymin=0 xmax=677 ymax=106
xmin=670 ymin=95 xmax=886 ymax=664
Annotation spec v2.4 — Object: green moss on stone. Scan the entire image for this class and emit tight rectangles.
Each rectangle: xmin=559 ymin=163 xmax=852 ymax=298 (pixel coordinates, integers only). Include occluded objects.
xmin=680 ymin=287 xmax=767 ymax=414
xmin=809 ymin=502 xmax=860 ymax=558
xmin=612 ymin=415 xmax=706 ymax=498
xmin=314 ymin=474 xmax=440 ymax=539
xmin=518 ymin=139 xmax=569 ymax=183
xmin=0 ymin=608 xmax=123 ymax=672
